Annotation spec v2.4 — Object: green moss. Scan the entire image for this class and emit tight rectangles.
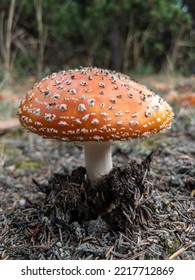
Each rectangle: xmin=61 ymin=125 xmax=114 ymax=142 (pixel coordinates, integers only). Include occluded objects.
xmin=15 ymin=161 xmax=41 ymax=171
xmin=148 ymin=203 xmax=158 ymax=213
xmin=165 ymin=238 xmax=181 ymax=255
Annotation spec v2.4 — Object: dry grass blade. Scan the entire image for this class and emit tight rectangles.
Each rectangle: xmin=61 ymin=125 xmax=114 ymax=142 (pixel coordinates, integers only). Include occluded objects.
xmin=168 ymin=241 xmax=194 ymax=260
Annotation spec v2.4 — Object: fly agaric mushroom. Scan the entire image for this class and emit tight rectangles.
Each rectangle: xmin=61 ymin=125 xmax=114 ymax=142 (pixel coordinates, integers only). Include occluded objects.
xmin=17 ymin=67 xmax=174 ymax=183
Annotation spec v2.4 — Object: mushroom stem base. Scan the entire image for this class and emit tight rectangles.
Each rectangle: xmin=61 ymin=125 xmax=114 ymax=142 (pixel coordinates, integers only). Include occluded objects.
xmin=84 ymin=142 xmax=112 ymax=183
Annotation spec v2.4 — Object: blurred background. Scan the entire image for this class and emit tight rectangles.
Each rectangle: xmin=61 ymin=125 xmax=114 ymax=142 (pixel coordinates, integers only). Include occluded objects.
xmin=0 ymin=0 xmax=194 ymax=86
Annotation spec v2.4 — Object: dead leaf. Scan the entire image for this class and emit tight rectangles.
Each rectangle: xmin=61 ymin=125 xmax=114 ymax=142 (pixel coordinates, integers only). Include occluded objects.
xmin=0 ymin=118 xmax=20 ymax=134
xmin=149 ymin=81 xmax=171 ymax=92
xmin=164 ymin=90 xmax=179 ymax=102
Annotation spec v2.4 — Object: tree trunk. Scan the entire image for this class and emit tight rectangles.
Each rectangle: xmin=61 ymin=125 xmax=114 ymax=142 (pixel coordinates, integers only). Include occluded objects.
xmin=109 ymin=17 xmax=121 ymax=72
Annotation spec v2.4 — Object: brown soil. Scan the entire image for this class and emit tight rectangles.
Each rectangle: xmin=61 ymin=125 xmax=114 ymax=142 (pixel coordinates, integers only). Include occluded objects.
xmin=0 ymin=77 xmax=195 ymax=260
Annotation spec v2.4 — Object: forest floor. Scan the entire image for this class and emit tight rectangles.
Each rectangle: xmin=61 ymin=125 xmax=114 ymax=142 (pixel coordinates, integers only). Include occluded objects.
xmin=0 ymin=73 xmax=195 ymax=260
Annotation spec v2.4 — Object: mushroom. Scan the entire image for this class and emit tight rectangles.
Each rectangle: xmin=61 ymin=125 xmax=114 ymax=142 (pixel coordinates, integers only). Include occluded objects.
xmin=17 ymin=67 xmax=174 ymax=183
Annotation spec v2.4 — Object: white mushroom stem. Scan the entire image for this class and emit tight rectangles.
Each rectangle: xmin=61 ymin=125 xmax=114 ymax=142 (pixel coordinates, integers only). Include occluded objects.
xmin=84 ymin=142 xmax=113 ymax=183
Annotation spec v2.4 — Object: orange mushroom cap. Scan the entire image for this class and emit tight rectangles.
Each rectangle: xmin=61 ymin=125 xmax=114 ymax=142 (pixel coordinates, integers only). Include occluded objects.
xmin=179 ymin=92 xmax=195 ymax=107
xmin=17 ymin=67 xmax=174 ymax=141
